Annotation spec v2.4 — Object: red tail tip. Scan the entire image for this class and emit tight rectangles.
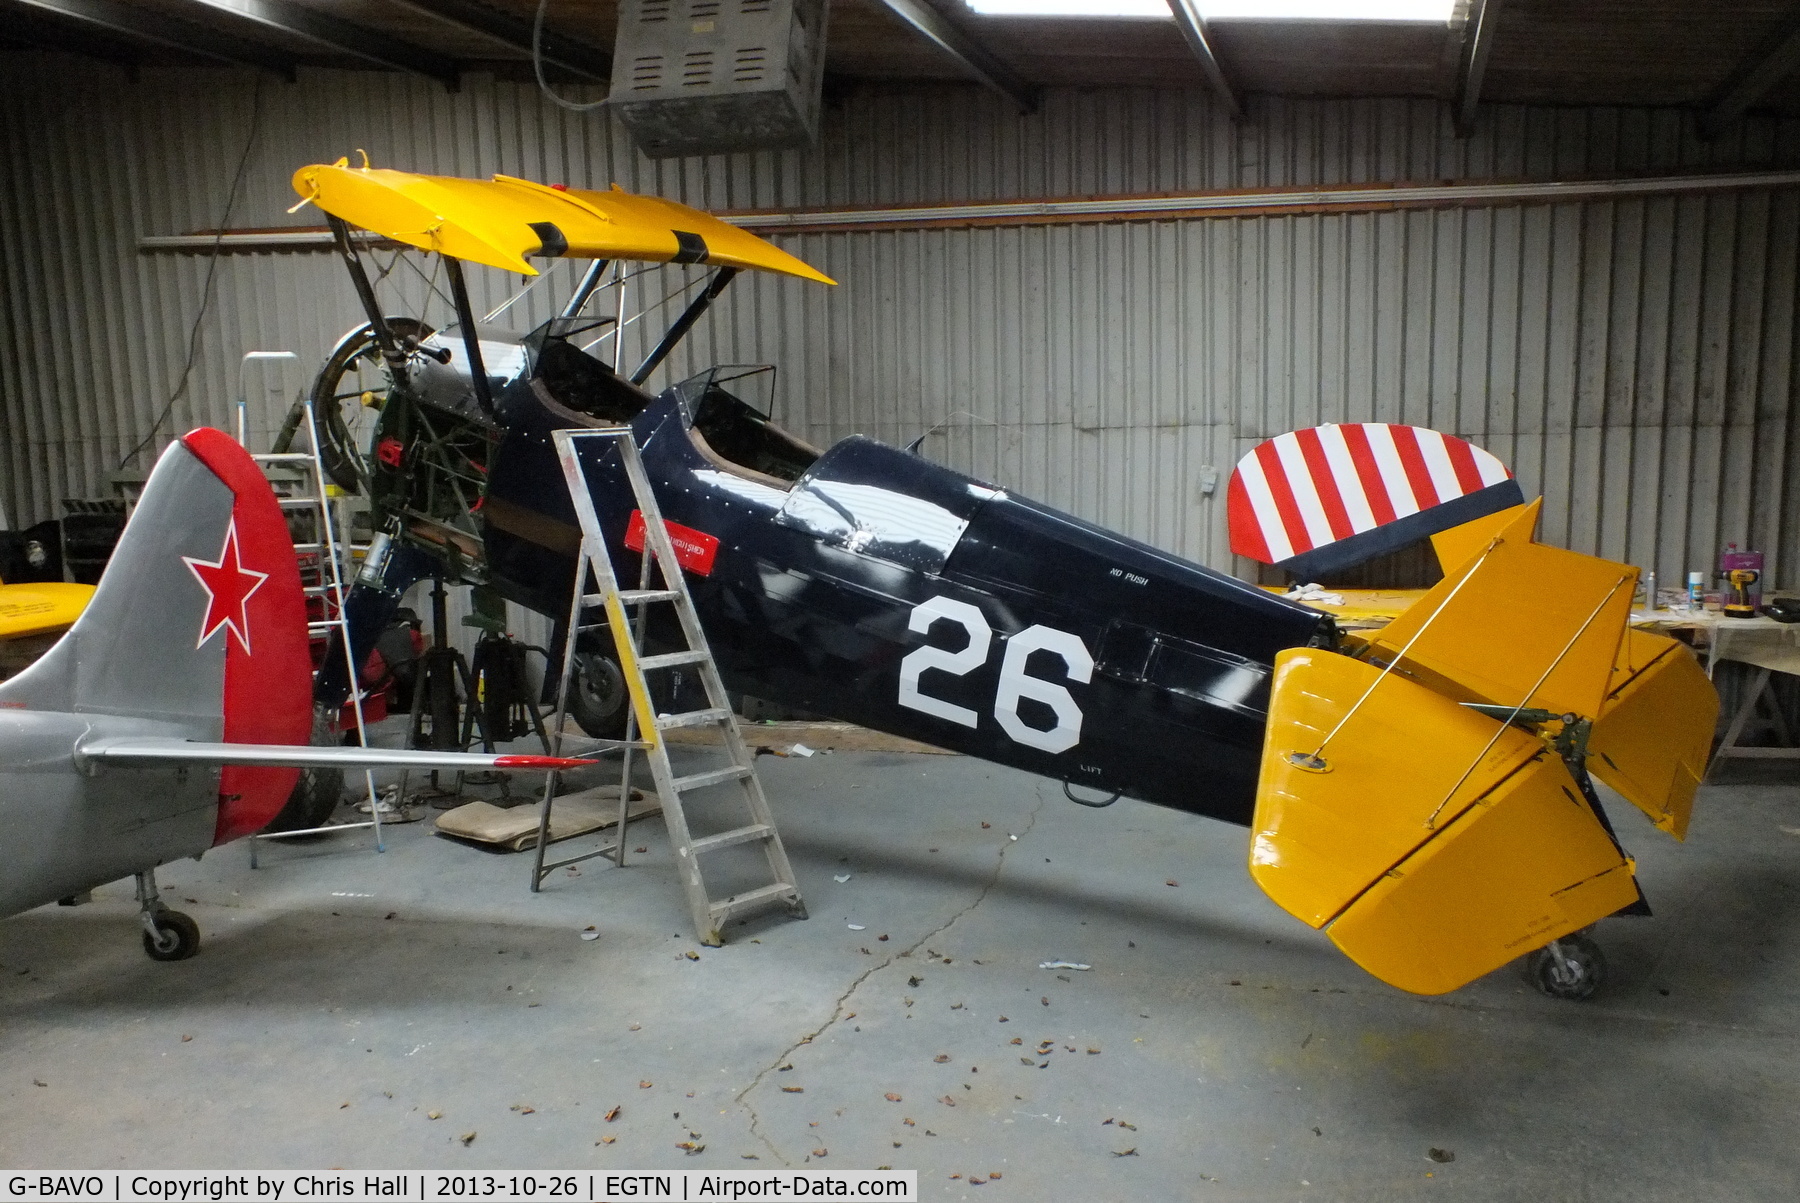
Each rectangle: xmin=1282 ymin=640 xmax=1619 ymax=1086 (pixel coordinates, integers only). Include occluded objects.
xmin=494 ymin=755 xmax=599 ymax=769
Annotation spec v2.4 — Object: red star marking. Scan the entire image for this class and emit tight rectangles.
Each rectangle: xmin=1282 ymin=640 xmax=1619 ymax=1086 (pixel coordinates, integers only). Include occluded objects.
xmin=183 ymin=520 xmax=268 ymax=655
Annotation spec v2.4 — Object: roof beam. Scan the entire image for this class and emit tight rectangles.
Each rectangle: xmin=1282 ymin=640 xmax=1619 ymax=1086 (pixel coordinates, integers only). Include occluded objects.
xmin=1702 ymin=4 xmax=1800 ymax=140
xmin=384 ymin=0 xmax=610 ymax=82
xmin=182 ymin=0 xmax=461 ymax=88
xmin=13 ymin=0 xmax=297 ymax=76
xmin=3 ymin=8 xmax=141 ymax=70
xmin=873 ymin=0 xmax=1037 ymax=113
xmin=1454 ymin=0 xmax=1501 ymax=138
xmin=1167 ymin=0 xmax=1239 ymax=120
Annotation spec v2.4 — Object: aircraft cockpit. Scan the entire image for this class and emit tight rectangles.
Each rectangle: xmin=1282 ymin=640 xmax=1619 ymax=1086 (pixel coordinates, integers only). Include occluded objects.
xmin=518 ymin=318 xmax=651 ymax=427
xmin=675 ymin=365 xmax=819 ymax=486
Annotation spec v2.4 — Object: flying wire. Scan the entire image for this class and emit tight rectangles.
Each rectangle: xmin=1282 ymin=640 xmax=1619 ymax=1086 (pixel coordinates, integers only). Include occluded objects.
xmin=1422 ymin=573 xmax=1631 ymax=829
xmin=1298 ymin=535 xmax=1502 ymax=766
xmin=118 ymin=75 xmax=266 ymax=469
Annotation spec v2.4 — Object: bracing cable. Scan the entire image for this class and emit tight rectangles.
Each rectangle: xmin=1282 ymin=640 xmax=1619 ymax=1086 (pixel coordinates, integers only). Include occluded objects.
xmin=118 ymin=76 xmax=265 ymax=469
xmin=533 ymin=0 xmax=609 ymax=113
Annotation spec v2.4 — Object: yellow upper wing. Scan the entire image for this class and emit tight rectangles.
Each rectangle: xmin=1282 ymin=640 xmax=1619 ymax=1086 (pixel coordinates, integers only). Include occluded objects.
xmin=292 ymin=161 xmax=835 ymax=284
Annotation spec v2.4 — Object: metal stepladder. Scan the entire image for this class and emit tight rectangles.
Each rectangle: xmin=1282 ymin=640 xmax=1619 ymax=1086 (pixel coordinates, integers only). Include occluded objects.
xmin=243 ymin=392 xmax=387 ymax=859
xmin=529 ymin=426 xmax=806 ymax=945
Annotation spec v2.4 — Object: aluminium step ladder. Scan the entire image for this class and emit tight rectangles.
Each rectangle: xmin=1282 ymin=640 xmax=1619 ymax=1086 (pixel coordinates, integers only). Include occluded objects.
xmin=529 ymin=426 xmax=806 ymax=945
xmin=245 ymin=393 xmax=387 ymax=859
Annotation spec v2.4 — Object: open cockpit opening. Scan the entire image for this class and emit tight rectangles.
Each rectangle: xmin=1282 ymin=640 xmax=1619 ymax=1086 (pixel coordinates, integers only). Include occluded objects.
xmin=526 ymin=318 xmax=653 ymax=425
xmin=676 ymin=366 xmax=820 ymax=486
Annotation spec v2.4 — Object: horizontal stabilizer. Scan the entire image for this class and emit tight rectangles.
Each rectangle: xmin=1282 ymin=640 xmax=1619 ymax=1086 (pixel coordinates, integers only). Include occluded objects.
xmin=79 ymin=737 xmax=599 ymax=772
xmin=1252 ymin=649 xmax=1640 ymax=995
xmin=1588 ymin=628 xmax=1717 ymax=840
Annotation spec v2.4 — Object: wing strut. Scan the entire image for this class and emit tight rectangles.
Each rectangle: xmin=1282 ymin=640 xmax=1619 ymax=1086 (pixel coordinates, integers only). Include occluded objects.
xmin=328 ymin=215 xmax=410 ymax=385
xmin=631 ymin=267 xmax=739 ymax=386
xmin=444 ymin=257 xmax=495 ymax=418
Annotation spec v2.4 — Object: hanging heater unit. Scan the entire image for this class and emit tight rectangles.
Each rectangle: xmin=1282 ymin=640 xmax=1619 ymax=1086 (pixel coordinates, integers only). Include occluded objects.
xmin=610 ymin=0 xmax=830 ymax=158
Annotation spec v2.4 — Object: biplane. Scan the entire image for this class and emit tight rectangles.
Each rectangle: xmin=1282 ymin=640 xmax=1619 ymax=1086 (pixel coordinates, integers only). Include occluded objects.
xmin=287 ymin=160 xmax=1716 ymax=999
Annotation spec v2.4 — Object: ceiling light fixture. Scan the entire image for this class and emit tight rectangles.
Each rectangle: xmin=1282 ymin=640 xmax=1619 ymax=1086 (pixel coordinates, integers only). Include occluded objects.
xmin=965 ymin=1 xmax=1171 ymax=15
xmin=1197 ymin=1 xmax=1455 ymax=18
xmin=965 ymin=0 xmax=1456 ymax=19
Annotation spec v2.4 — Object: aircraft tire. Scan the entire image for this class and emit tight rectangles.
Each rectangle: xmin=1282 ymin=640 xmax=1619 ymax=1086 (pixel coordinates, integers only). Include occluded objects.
xmin=568 ymin=650 xmax=629 ymax=741
xmin=142 ymin=910 xmax=201 ymax=962
xmin=261 ymin=708 xmax=347 ymax=834
xmin=1522 ymin=932 xmax=1606 ymax=1001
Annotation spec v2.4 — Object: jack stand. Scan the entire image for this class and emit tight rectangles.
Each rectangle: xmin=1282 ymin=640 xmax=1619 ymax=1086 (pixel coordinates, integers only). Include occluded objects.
xmin=395 ymin=578 xmax=491 ymax=810
xmin=135 ymin=870 xmax=200 ymax=962
xmin=460 ymin=625 xmax=554 ymax=800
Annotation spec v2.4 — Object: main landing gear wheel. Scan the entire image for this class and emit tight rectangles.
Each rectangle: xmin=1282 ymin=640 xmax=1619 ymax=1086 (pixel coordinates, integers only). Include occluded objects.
xmin=261 ymin=705 xmax=347 ymax=834
xmin=141 ymin=910 xmax=201 ymax=962
xmin=568 ymin=649 xmax=629 ymax=741
xmin=1523 ymin=931 xmax=1606 ymax=1000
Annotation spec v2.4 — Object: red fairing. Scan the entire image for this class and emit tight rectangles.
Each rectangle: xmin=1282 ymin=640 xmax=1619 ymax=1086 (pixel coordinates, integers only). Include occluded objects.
xmin=179 ymin=428 xmax=311 ymax=844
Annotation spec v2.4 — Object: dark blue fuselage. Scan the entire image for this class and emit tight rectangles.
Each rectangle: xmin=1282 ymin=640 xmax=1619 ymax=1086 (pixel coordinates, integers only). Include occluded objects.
xmin=460 ymin=365 xmax=1332 ymax=827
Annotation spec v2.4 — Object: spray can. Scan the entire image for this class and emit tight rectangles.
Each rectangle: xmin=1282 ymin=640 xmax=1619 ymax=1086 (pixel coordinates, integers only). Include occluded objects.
xmin=1688 ymin=571 xmax=1706 ymax=611
xmin=1645 ymin=570 xmax=1658 ymax=611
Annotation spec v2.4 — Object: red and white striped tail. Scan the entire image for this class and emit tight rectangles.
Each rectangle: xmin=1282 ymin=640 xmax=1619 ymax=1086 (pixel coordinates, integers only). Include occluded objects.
xmin=1227 ymin=424 xmax=1521 ymax=578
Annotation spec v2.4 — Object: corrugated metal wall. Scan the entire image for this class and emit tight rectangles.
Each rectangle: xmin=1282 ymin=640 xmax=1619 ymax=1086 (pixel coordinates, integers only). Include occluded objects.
xmin=5 ymin=52 xmax=1800 ymax=589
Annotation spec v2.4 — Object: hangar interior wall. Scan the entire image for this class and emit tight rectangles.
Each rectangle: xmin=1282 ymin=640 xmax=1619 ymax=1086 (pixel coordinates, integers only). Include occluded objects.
xmin=4 ymin=53 xmax=1800 ymax=589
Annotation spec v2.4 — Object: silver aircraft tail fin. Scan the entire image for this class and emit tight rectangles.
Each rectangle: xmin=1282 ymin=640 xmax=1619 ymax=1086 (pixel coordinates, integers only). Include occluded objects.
xmin=0 ymin=429 xmax=315 ymax=842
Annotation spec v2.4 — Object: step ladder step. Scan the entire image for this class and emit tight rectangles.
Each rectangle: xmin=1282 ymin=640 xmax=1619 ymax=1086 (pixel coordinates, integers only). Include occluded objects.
xmin=709 ymin=882 xmax=801 ymax=922
xmin=639 ymin=649 xmax=710 ymax=671
xmin=688 ymin=823 xmax=775 ymax=855
xmin=278 ymin=496 xmax=324 ymax=509
xmin=252 ymin=452 xmax=317 ymax=464
xmin=655 ymin=707 xmax=733 ymax=731
xmin=597 ymin=589 xmax=681 ymax=606
xmin=671 ymin=765 xmax=754 ymax=793
xmin=534 ymin=426 xmax=805 ymax=946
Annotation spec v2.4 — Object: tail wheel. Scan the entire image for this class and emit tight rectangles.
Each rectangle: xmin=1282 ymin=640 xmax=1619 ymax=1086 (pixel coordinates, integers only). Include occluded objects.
xmin=308 ymin=317 xmax=435 ymax=494
xmin=1523 ymin=932 xmax=1607 ymax=1001
xmin=261 ymin=706 xmax=347 ymax=833
xmin=142 ymin=910 xmax=201 ymax=962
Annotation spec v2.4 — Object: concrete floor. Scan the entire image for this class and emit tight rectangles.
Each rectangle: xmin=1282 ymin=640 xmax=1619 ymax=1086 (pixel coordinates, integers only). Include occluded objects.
xmin=2 ymin=736 xmax=1798 ymax=1200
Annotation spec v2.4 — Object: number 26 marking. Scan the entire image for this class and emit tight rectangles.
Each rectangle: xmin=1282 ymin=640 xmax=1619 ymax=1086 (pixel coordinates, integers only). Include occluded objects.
xmin=898 ymin=596 xmax=1094 ymax=754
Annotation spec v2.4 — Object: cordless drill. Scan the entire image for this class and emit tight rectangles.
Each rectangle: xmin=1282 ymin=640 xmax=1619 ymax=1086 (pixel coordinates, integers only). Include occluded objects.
xmin=1724 ymin=567 xmax=1760 ymax=619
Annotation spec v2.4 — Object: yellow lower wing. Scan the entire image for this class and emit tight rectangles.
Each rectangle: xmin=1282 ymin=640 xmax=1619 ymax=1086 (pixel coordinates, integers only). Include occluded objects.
xmin=1250 ymin=498 xmax=1715 ymax=995
xmin=1253 ymin=649 xmax=1640 ymax=996
xmin=1588 ymin=628 xmax=1716 ymax=840
xmin=0 ymin=582 xmax=93 ymax=639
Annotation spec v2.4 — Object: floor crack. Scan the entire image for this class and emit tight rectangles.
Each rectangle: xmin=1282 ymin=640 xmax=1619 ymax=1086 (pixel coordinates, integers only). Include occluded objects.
xmin=734 ymin=788 xmax=1050 ymax=1164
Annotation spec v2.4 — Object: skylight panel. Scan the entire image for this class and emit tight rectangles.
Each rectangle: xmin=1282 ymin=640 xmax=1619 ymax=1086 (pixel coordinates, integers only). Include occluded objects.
xmin=965 ymin=1 xmax=1171 ymax=15
xmin=964 ymin=1 xmax=1457 ymax=20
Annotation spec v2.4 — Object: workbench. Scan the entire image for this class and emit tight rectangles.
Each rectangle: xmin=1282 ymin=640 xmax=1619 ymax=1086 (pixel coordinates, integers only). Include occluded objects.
xmin=1630 ymin=609 xmax=1800 ymax=775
